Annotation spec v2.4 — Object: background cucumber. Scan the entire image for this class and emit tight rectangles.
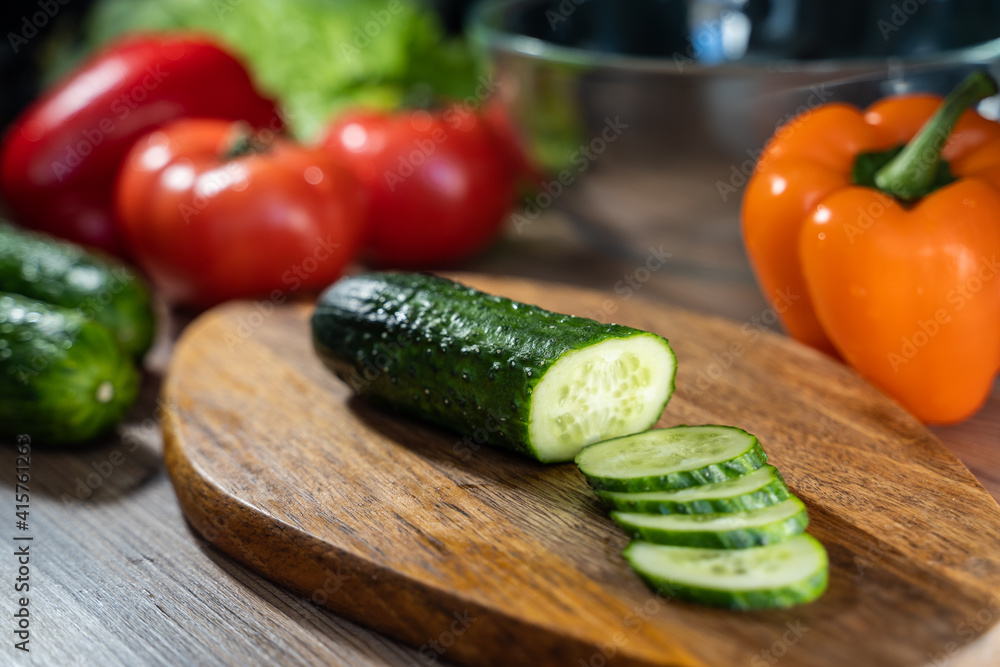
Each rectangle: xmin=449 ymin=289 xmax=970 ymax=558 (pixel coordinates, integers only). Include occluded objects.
xmin=0 ymin=222 xmax=155 ymax=358
xmin=0 ymin=292 xmax=139 ymax=445
xmin=311 ymin=273 xmax=677 ymax=463
xmin=596 ymin=465 xmax=791 ymax=514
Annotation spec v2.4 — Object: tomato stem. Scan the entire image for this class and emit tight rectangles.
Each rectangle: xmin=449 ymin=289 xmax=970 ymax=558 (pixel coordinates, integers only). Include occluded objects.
xmin=874 ymin=70 xmax=998 ymax=201
xmin=223 ymin=122 xmax=272 ymax=160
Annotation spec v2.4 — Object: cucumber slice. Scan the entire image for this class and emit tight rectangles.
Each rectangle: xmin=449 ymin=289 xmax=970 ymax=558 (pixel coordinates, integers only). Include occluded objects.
xmin=575 ymin=425 xmax=767 ymax=492
xmin=596 ymin=465 xmax=791 ymax=514
xmin=612 ymin=497 xmax=808 ymax=548
xmin=623 ymin=534 xmax=829 ymax=610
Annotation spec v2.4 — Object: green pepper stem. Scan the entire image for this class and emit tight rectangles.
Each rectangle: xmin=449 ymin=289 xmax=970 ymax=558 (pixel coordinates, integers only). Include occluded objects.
xmin=874 ymin=70 xmax=998 ymax=201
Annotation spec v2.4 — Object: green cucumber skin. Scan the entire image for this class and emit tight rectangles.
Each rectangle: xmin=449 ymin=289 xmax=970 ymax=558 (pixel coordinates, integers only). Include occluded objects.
xmin=0 ymin=293 xmax=139 ymax=445
xmin=580 ymin=436 xmax=768 ymax=493
xmin=0 ymin=222 xmax=156 ymax=358
xmin=612 ymin=506 xmax=809 ymax=549
xmin=311 ymin=273 xmax=675 ymax=462
xmin=625 ymin=549 xmax=829 ymax=611
xmin=596 ymin=469 xmax=791 ymax=515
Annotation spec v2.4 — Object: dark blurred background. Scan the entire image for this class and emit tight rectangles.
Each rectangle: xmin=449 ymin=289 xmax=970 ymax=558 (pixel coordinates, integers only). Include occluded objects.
xmin=0 ymin=0 xmax=92 ymax=129
xmin=6 ymin=0 xmax=1000 ymax=132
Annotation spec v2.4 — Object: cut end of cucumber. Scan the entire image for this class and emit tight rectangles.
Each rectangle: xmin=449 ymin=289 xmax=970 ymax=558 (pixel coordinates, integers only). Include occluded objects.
xmin=624 ymin=534 xmax=829 ymax=610
xmin=527 ymin=333 xmax=675 ymax=463
xmin=49 ymin=320 xmax=140 ymax=445
xmin=95 ymin=381 xmax=115 ymax=404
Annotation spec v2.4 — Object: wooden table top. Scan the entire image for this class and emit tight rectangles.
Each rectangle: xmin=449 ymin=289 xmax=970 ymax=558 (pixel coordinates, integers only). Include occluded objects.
xmin=8 ymin=212 xmax=999 ymax=667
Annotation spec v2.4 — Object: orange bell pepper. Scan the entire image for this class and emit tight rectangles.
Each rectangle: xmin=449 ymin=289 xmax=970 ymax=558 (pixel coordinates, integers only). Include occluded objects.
xmin=743 ymin=71 xmax=1000 ymax=423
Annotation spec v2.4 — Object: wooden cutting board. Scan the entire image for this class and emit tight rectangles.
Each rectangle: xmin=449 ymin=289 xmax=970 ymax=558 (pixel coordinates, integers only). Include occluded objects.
xmin=162 ymin=273 xmax=1000 ymax=667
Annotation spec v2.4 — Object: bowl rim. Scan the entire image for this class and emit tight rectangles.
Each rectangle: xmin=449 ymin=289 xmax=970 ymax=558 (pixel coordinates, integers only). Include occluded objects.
xmin=469 ymin=0 xmax=1000 ymax=74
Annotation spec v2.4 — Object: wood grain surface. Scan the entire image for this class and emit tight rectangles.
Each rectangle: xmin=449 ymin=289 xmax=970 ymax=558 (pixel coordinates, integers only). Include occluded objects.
xmin=162 ymin=273 xmax=1000 ymax=667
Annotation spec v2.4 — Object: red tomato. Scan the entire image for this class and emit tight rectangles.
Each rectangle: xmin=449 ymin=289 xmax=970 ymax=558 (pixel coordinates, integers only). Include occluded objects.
xmin=321 ymin=106 xmax=515 ymax=267
xmin=115 ymin=119 xmax=366 ymax=307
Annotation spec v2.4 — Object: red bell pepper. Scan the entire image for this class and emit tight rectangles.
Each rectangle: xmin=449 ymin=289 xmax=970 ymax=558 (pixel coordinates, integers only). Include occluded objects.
xmin=0 ymin=33 xmax=282 ymax=255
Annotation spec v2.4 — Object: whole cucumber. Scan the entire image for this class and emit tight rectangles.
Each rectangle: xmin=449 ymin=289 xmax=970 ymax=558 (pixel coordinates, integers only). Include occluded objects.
xmin=0 ymin=292 xmax=139 ymax=445
xmin=0 ymin=222 xmax=155 ymax=358
xmin=312 ymin=273 xmax=676 ymax=463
